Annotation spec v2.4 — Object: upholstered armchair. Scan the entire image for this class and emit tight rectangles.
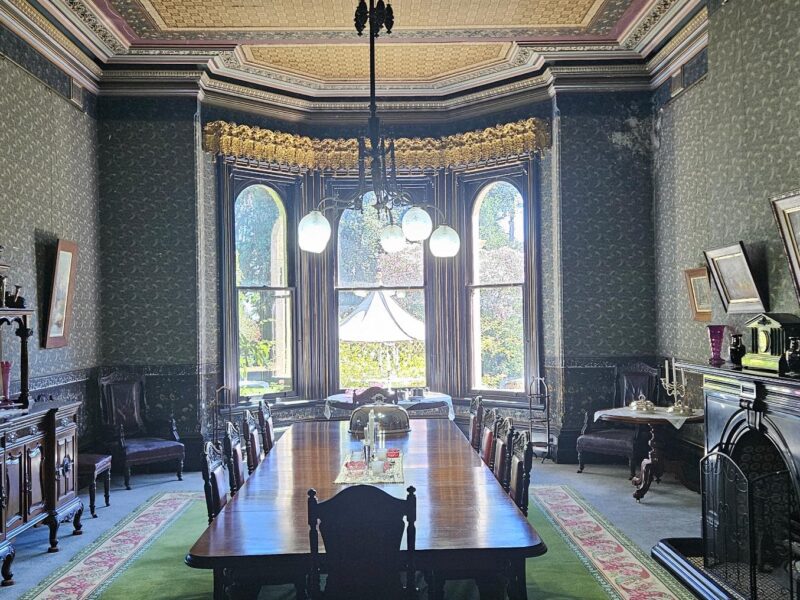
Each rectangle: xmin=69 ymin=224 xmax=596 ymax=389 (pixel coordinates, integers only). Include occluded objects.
xmin=576 ymin=363 xmax=660 ymax=479
xmin=98 ymin=373 xmax=185 ymax=490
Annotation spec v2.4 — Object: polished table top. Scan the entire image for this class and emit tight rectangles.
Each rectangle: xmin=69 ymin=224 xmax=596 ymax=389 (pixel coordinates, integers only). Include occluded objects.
xmin=187 ymin=419 xmax=545 ymax=568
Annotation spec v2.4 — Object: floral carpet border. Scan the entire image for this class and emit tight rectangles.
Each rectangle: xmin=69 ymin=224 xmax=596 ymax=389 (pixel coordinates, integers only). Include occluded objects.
xmin=531 ymin=485 xmax=695 ymax=600
xmin=21 ymin=491 xmax=202 ymax=600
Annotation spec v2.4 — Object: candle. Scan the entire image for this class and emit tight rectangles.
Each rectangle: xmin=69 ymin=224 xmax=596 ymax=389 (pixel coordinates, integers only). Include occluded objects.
xmin=664 ymin=359 xmax=670 ymax=385
xmin=680 ymin=367 xmax=685 ymax=388
xmin=672 ymin=359 xmax=677 ymax=398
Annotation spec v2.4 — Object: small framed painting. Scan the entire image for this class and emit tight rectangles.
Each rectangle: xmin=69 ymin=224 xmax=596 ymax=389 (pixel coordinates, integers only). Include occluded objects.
xmin=45 ymin=240 xmax=78 ymax=348
xmin=684 ymin=267 xmax=712 ymax=321
xmin=771 ymin=189 xmax=800 ymax=304
xmin=704 ymin=242 xmax=765 ymax=314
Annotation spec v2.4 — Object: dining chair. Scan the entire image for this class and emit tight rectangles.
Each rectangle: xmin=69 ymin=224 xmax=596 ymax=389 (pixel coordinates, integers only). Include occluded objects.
xmin=480 ymin=409 xmax=499 ymax=468
xmin=257 ymin=400 xmax=274 ymax=453
xmin=469 ymin=396 xmax=484 ymax=451
xmin=223 ymin=421 xmax=249 ymax=496
xmin=307 ymin=485 xmax=417 ymax=600
xmin=509 ymin=430 xmax=535 ymax=516
xmin=242 ymin=410 xmax=263 ymax=474
xmin=492 ymin=419 xmax=514 ymax=491
xmin=201 ymin=441 xmax=228 ymax=523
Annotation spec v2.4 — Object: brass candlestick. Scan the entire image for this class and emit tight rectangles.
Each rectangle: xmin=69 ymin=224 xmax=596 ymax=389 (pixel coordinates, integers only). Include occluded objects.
xmin=661 ymin=365 xmax=693 ymax=416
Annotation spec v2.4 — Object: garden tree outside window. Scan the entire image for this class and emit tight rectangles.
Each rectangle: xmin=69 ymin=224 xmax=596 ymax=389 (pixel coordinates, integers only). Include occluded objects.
xmin=470 ymin=181 xmax=526 ymax=391
xmin=234 ymin=184 xmax=293 ymax=398
xmin=337 ymin=193 xmax=426 ymax=389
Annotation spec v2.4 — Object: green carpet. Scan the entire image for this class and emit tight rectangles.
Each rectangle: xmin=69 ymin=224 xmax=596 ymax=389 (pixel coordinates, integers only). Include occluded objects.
xmin=25 ymin=487 xmax=682 ymax=599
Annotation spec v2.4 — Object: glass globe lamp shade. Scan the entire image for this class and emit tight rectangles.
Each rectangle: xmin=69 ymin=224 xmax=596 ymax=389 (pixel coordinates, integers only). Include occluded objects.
xmin=429 ymin=225 xmax=460 ymax=257
xmin=298 ymin=210 xmax=331 ymax=253
xmin=401 ymin=207 xmax=433 ymax=242
xmin=380 ymin=224 xmax=406 ymax=253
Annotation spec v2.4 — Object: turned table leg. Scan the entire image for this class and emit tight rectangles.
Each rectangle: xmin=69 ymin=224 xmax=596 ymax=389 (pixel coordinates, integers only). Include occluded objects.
xmin=89 ymin=475 xmax=97 ymax=518
xmin=632 ymin=423 xmax=666 ymax=502
xmin=104 ymin=469 xmax=111 ymax=506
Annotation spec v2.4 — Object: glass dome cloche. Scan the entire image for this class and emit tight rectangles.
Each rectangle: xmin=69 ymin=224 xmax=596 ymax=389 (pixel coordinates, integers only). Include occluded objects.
xmin=349 ymin=400 xmax=411 ymax=435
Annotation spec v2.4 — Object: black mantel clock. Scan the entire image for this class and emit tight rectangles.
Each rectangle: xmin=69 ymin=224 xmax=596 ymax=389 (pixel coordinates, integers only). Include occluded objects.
xmin=741 ymin=313 xmax=800 ymax=374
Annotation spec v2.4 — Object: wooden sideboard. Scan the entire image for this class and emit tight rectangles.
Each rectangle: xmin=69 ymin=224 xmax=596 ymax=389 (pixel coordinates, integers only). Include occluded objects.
xmin=0 ymin=401 xmax=83 ymax=586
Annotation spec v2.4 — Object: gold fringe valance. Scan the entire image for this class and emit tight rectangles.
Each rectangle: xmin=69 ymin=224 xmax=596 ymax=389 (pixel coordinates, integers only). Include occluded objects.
xmin=202 ymin=118 xmax=549 ymax=171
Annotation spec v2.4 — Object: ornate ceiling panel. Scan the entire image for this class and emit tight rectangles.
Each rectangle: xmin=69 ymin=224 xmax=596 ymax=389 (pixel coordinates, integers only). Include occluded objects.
xmin=242 ymin=43 xmax=512 ymax=83
xmin=138 ymin=0 xmax=605 ymax=31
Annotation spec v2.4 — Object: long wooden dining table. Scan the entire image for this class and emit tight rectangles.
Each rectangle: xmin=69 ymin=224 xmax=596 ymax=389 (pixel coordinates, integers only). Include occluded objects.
xmin=186 ymin=419 xmax=547 ymax=599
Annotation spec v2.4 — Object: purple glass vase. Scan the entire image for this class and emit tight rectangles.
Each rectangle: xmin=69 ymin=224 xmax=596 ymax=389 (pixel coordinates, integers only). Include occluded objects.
xmin=707 ymin=325 xmax=726 ymax=366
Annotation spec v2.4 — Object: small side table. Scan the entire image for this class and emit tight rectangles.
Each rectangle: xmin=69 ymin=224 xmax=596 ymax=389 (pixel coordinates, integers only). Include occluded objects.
xmin=595 ymin=407 xmax=704 ymax=502
xmin=78 ymin=454 xmax=112 ymax=517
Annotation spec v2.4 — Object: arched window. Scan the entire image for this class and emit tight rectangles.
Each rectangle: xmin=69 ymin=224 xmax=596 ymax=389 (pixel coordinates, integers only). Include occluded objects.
xmin=470 ymin=181 xmax=526 ymax=391
xmin=234 ymin=184 xmax=293 ymax=397
xmin=336 ymin=194 xmax=426 ymax=389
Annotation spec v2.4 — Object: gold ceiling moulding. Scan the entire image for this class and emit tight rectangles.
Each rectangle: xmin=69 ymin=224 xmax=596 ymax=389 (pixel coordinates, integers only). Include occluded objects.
xmin=202 ymin=119 xmax=550 ymax=171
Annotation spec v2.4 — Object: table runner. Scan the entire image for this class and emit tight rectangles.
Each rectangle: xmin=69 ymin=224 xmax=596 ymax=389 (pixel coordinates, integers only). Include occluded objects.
xmin=333 ymin=453 xmax=404 ymax=484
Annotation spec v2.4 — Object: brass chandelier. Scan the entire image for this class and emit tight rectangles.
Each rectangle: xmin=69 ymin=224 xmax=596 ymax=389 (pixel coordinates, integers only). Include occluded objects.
xmin=296 ymin=0 xmax=461 ymax=258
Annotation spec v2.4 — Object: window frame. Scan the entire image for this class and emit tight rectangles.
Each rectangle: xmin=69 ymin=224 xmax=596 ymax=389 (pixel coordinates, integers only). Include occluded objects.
xmin=329 ymin=176 xmax=434 ymax=392
xmin=220 ymin=163 xmax=301 ymax=404
xmin=461 ymin=165 xmax=539 ymax=401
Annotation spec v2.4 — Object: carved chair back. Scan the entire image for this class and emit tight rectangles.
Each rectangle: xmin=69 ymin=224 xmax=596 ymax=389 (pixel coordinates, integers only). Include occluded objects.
xmin=242 ymin=410 xmax=263 ymax=474
xmin=258 ymin=400 xmax=274 ymax=453
xmin=352 ymin=386 xmax=395 ymax=406
xmin=492 ymin=418 xmax=514 ymax=490
xmin=616 ymin=363 xmax=661 ymax=407
xmin=99 ymin=373 xmax=148 ymax=438
xmin=508 ymin=430 xmax=535 ymax=515
xmin=480 ymin=409 xmax=499 ymax=467
xmin=469 ymin=396 xmax=483 ymax=451
xmin=201 ymin=442 xmax=228 ymax=523
xmin=307 ymin=485 xmax=416 ymax=600
xmin=223 ymin=421 xmax=248 ymax=495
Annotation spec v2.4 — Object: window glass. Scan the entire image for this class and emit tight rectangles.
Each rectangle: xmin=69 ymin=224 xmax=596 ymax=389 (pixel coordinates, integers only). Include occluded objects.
xmin=472 ymin=181 xmax=524 ymax=285
xmin=235 ymin=185 xmax=287 ymax=287
xmin=235 ymin=184 xmax=292 ymax=397
xmin=471 ymin=181 xmax=526 ymax=392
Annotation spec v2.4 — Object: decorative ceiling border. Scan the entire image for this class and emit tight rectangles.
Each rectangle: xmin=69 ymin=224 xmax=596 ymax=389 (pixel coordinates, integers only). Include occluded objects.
xmin=60 ymin=0 xmax=126 ymax=54
xmin=621 ymin=0 xmax=681 ymax=49
xmin=646 ymin=6 xmax=707 ymax=72
xmin=202 ymin=118 xmax=549 ymax=170
xmin=4 ymin=0 xmax=101 ymax=79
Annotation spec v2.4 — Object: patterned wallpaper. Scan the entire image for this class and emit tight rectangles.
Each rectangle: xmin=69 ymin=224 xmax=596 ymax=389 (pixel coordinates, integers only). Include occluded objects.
xmin=655 ymin=0 xmax=800 ymax=365
xmin=0 ymin=58 xmax=100 ymax=381
xmin=98 ymin=97 xmax=200 ymax=365
xmin=558 ymin=91 xmax=656 ymax=359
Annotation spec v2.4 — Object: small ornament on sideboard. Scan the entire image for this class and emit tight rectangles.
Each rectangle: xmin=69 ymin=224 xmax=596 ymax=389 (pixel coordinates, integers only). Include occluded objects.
xmin=786 ymin=337 xmax=800 ymax=375
xmin=741 ymin=313 xmax=800 ymax=374
xmin=728 ymin=333 xmax=746 ymax=366
xmin=707 ymin=325 xmax=726 ymax=367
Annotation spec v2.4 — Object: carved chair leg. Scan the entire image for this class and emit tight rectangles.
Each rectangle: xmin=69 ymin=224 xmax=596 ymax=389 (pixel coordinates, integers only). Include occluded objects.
xmin=124 ymin=465 xmax=132 ymax=490
xmin=89 ymin=478 xmax=97 ymax=517
xmin=577 ymin=452 xmax=584 ymax=473
xmin=177 ymin=459 xmax=184 ymax=481
xmin=104 ymin=469 xmax=111 ymax=506
xmin=0 ymin=546 xmax=15 ymax=587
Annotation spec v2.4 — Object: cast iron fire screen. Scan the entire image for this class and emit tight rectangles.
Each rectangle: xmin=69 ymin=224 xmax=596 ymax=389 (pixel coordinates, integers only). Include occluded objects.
xmin=702 ymin=442 xmax=797 ymax=599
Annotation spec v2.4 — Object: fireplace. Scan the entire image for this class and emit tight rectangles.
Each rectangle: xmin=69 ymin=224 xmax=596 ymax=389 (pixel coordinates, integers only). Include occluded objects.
xmin=653 ymin=365 xmax=800 ymax=600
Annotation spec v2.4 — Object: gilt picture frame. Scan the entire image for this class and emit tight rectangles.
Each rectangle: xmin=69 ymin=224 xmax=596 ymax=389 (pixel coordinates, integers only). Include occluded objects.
xmin=45 ymin=239 xmax=78 ymax=348
xmin=771 ymin=189 xmax=800 ymax=305
xmin=704 ymin=242 xmax=765 ymax=314
xmin=684 ymin=267 xmax=712 ymax=321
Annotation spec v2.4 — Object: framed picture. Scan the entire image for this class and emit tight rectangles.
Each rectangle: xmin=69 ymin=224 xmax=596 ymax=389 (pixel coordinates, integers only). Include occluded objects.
xmin=771 ymin=188 xmax=800 ymax=304
xmin=684 ymin=267 xmax=712 ymax=321
xmin=45 ymin=239 xmax=78 ymax=348
xmin=704 ymin=242 xmax=765 ymax=314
